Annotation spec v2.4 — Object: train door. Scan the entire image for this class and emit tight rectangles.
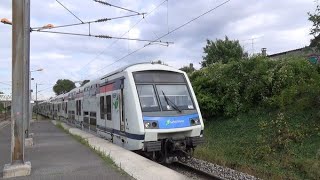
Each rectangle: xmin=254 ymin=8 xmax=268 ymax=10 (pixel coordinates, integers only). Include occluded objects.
xmin=120 ymin=80 xmax=125 ymax=132
xmin=112 ymin=79 xmax=125 ymax=146
xmin=75 ymin=99 xmax=82 ymax=126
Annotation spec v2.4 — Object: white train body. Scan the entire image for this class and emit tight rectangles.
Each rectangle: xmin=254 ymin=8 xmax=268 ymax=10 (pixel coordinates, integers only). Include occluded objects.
xmin=35 ymin=63 xmax=204 ymax=162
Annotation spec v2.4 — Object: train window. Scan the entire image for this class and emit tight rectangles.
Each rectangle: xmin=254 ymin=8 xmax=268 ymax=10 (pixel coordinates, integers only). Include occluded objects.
xmin=90 ymin=112 xmax=96 ymax=117
xmin=106 ymin=95 xmax=112 ymax=120
xmin=76 ymin=101 xmax=78 ymax=115
xmin=100 ymin=96 xmax=105 ymax=119
xmin=136 ymin=85 xmax=160 ymax=112
xmin=79 ymin=100 xmax=82 ymax=116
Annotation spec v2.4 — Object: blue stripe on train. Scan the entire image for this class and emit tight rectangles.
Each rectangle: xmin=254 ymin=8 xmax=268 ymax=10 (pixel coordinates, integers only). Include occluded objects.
xmin=97 ymin=125 xmax=145 ymax=140
xmin=143 ymin=113 xmax=199 ymax=129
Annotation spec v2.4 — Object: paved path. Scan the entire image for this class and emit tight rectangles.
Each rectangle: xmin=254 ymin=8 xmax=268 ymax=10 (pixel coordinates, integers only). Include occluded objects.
xmin=0 ymin=121 xmax=130 ymax=180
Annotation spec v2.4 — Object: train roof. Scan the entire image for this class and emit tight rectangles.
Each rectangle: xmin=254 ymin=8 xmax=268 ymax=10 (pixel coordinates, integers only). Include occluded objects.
xmin=100 ymin=62 xmax=184 ymax=80
xmin=45 ymin=62 xmax=184 ymax=102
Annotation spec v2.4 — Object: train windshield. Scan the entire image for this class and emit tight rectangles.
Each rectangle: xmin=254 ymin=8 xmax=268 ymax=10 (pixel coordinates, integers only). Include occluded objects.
xmin=136 ymin=85 xmax=160 ymax=112
xmin=156 ymin=85 xmax=194 ymax=111
xmin=134 ymin=71 xmax=195 ymax=112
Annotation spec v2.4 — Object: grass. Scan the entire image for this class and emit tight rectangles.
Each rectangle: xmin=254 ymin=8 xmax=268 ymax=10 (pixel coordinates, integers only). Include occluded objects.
xmin=55 ymin=122 xmax=132 ymax=178
xmin=194 ymin=107 xmax=320 ymax=180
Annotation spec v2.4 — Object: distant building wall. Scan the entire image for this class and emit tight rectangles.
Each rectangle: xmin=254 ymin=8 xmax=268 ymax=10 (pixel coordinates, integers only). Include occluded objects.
xmin=267 ymin=47 xmax=320 ymax=64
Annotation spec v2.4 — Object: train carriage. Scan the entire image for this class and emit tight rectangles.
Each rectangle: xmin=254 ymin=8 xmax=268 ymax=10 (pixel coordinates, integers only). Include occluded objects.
xmin=35 ymin=62 xmax=204 ymax=162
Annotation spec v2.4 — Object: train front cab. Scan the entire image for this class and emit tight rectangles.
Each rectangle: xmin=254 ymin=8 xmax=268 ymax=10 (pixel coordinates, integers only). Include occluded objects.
xmin=131 ymin=68 xmax=204 ymax=162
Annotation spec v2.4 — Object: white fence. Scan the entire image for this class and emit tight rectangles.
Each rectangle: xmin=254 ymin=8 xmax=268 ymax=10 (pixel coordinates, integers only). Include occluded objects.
xmin=0 ymin=94 xmax=12 ymax=101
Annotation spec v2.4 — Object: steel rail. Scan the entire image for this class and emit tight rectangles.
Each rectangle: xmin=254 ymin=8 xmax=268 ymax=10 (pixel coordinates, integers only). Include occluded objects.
xmin=172 ymin=161 xmax=224 ymax=180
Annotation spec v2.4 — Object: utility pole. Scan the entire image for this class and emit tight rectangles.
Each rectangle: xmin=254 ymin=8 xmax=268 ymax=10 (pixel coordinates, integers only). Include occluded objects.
xmin=36 ymin=83 xmax=38 ymax=120
xmin=24 ymin=0 xmax=33 ymax=147
xmin=3 ymin=0 xmax=31 ymax=178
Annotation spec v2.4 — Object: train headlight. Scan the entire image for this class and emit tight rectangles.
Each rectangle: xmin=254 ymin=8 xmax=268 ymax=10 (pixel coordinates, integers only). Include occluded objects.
xmin=190 ymin=117 xmax=201 ymax=126
xmin=144 ymin=121 xmax=158 ymax=129
xmin=145 ymin=122 xmax=151 ymax=128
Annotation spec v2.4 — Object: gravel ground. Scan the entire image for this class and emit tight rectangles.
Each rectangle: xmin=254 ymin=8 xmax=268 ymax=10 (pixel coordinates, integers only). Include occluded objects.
xmin=185 ymin=158 xmax=261 ymax=180
xmin=166 ymin=163 xmax=210 ymax=180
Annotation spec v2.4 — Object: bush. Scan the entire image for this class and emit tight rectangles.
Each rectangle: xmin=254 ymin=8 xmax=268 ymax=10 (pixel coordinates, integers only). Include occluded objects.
xmin=190 ymin=56 xmax=320 ymax=119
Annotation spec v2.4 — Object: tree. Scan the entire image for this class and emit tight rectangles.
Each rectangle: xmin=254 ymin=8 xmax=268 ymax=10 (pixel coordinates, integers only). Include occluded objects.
xmin=308 ymin=4 xmax=320 ymax=49
xmin=53 ymin=79 xmax=76 ymax=95
xmin=0 ymin=91 xmax=3 ymax=94
xmin=152 ymin=60 xmax=168 ymax=65
xmin=201 ymin=36 xmax=244 ymax=67
xmin=180 ymin=63 xmax=196 ymax=74
xmin=81 ymin=80 xmax=90 ymax=87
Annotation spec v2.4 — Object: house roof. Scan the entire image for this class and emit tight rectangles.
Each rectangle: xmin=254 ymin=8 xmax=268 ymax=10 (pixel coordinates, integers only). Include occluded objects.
xmin=267 ymin=47 xmax=305 ymax=58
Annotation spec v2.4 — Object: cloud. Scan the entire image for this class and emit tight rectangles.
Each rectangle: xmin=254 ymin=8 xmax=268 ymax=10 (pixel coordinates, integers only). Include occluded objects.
xmin=0 ymin=0 xmax=316 ymax=99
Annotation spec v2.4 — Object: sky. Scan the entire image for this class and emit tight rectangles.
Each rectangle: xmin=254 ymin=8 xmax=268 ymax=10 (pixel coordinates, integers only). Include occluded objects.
xmin=0 ymin=0 xmax=316 ymax=100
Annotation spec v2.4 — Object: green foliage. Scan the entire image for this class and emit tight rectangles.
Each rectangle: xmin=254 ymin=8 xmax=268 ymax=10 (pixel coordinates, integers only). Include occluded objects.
xmin=256 ymin=113 xmax=305 ymax=159
xmin=180 ymin=63 xmax=196 ymax=74
xmin=53 ymin=79 xmax=76 ymax=95
xmin=0 ymin=103 xmax=4 ymax=112
xmin=201 ymin=36 xmax=245 ymax=67
xmin=190 ymin=56 xmax=320 ymax=119
xmin=81 ymin=80 xmax=90 ymax=87
xmin=194 ymin=108 xmax=320 ymax=180
xmin=152 ymin=60 xmax=168 ymax=65
xmin=308 ymin=4 xmax=320 ymax=48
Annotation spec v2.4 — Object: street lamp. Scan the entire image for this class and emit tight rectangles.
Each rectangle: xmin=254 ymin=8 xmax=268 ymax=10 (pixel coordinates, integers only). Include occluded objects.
xmin=30 ymin=68 xmax=43 ymax=73
xmin=0 ymin=18 xmax=12 ymax=25
xmin=35 ymin=83 xmax=43 ymax=120
xmin=27 ymin=68 xmax=43 ymax=138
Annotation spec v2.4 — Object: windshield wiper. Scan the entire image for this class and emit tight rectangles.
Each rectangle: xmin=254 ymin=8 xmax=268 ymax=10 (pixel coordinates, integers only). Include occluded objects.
xmin=161 ymin=91 xmax=182 ymax=113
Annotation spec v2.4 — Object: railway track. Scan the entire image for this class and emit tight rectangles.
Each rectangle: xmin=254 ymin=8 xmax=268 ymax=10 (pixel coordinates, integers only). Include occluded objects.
xmin=55 ymin=119 xmax=257 ymax=180
xmin=59 ymin=119 xmax=223 ymax=179
xmin=167 ymin=161 xmax=223 ymax=180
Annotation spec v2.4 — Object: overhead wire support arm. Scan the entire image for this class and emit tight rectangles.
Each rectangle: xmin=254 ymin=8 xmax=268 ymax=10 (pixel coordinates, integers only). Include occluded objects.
xmin=32 ymin=30 xmax=174 ymax=44
xmin=93 ymin=0 xmax=145 ymax=15
xmin=31 ymin=14 xmax=142 ymax=31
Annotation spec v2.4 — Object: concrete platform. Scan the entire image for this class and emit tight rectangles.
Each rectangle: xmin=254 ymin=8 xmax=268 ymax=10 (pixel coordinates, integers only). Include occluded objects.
xmin=3 ymin=162 xmax=31 ymax=179
xmin=52 ymin=120 xmax=187 ymax=180
xmin=0 ymin=120 xmax=131 ymax=180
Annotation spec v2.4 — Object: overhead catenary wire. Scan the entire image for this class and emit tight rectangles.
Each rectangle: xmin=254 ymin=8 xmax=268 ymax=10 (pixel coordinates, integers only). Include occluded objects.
xmin=0 ymin=82 xmax=11 ymax=86
xmin=93 ymin=0 xmax=144 ymax=15
xmin=32 ymin=14 xmax=142 ymax=31
xmin=56 ymin=0 xmax=84 ymax=23
xmin=144 ymin=0 xmax=231 ymax=47
xmin=89 ymin=0 xmax=231 ymax=78
xmin=78 ymin=0 xmax=169 ymax=77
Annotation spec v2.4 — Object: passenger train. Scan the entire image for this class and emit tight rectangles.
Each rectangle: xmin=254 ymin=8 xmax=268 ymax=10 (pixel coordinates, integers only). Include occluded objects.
xmin=35 ymin=62 xmax=204 ymax=163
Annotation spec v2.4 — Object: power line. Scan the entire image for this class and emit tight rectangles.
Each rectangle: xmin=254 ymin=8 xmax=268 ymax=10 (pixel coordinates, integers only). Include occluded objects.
xmin=78 ymin=0 xmax=168 ymax=77
xmin=32 ymin=14 xmax=142 ymax=31
xmin=0 ymin=82 xmax=11 ymax=86
xmin=89 ymin=0 xmax=231 ymax=78
xmin=167 ymin=0 xmax=169 ymax=33
xmin=93 ymin=0 xmax=144 ymax=15
xmin=56 ymin=0 xmax=84 ymax=23
xmin=145 ymin=0 xmax=231 ymax=47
